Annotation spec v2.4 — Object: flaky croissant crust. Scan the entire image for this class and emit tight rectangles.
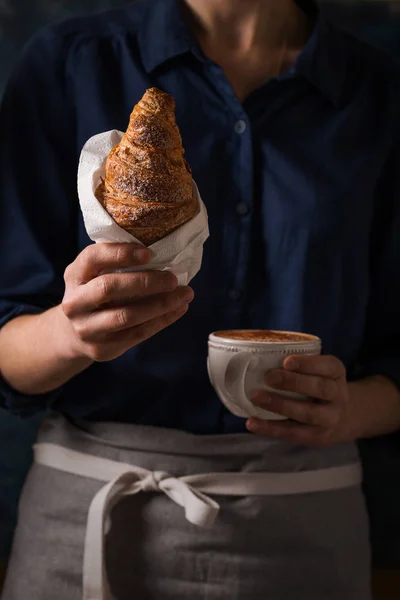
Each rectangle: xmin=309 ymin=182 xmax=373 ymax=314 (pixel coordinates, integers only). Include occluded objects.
xmin=96 ymin=87 xmax=197 ymax=246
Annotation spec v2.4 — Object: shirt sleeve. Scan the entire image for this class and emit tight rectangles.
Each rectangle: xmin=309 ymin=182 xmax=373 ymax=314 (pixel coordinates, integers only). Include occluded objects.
xmin=0 ymin=29 xmax=80 ymax=414
xmin=356 ymin=117 xmax=400 ymax=390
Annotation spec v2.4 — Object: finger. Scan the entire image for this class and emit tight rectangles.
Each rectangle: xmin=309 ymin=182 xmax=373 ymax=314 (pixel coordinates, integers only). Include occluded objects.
xmin=121 ymin=304 xmax=190 ymax=346
xmin=283 ymin=354 xmax=346 ymax=379
xmin=85 ymin=304 xmax=190 ymax=362
xmin=246 ymin=419 xmax=330 ymax=448
xmin=65 ymin=243 xmax=153 ymax=285
xmin=63 ymin=270 xmax=179 ymax=317
xmin=72 ymin=287 xmax=194 ymax=338
xmin=251 ymin=391 xmax=338 ymax=427
xmin=265 ymin=369 xmax=340 ymax=403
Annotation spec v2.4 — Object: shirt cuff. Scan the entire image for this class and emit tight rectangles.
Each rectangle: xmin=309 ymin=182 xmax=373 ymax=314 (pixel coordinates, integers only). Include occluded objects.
xmin=0 ymin=301 xmax=42 ymax=329
xmin=0 ymin=375 xmax=62 ymax=417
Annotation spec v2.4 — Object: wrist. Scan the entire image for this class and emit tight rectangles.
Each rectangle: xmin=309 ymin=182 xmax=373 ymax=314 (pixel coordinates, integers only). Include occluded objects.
xmin=48 ymin=305 xmax=93 ymax=369
xmin=347 ymin=376 xmax=400 ymax=440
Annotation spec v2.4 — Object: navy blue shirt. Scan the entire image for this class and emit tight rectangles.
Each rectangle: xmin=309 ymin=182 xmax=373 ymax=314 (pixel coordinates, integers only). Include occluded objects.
xmin=1 ymin=0 xmax=400 ymax=434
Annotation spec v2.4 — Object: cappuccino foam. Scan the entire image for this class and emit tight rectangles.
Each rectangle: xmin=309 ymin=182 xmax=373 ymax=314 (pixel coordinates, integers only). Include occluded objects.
xmin=214 ymin=330 xmax=316 ymax=343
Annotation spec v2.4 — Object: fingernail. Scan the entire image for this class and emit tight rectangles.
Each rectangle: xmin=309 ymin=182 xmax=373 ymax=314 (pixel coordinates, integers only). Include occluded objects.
xmin=285 ymin=357 xmax=299 ymax=370
xmin=250 ymin=390 xmax=262 ymax=403
xmin=134 ymin=248 xmax=152 ymax=263
xmin=181 ymin=287 xmax=195 ymax=302
xmin=163 ymin=271 xmax=178 ymax=289
xmin=252 ymin=392 xmax=272 ymax=407
xmin=246 ymin=419 xmax=259 ymax=432
xmin=177 ymin=304 xmax=189 ymax=315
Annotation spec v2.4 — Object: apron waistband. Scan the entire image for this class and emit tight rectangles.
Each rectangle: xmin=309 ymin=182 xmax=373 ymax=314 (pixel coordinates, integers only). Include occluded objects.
xmin=34 ymin=442 xmax=362 ymax=600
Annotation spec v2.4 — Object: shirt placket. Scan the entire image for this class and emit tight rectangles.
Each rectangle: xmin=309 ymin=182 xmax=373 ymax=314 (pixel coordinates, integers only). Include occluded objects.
xmin=206 ymin=63 xmax=254 ymax=326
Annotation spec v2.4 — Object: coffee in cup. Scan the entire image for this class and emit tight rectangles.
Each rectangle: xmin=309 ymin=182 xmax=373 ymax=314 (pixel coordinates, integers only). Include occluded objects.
xmin=213 ymin=330 xmax=317 ymax=343
xmin=208 ymin=330 xmax=321 ymax=421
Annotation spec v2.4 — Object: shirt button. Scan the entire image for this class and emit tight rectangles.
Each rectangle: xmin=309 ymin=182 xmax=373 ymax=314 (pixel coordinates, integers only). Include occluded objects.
xmin=228 ymin=289 xmax=242 ymax=301
xmin=234 ymin=120 xmax=247 ymax=134
xmin=236 ymin=202 xmax=249 ymax=216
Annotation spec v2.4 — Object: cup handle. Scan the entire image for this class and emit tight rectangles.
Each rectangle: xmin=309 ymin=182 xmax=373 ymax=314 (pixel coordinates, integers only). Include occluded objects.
xmin=208 ymin=352 xmax=256 ymax=419
xmin=208 ymin=352 xmax=288 ymax=421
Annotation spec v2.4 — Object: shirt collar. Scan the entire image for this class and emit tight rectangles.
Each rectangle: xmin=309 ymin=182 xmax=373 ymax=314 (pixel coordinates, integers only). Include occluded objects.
xmin=295 ymin=0 xmax=319 ymax=18
xmin=138 ymin=0 xmax=347 ymax=107
xmin=294 ymin=15 xmax=348 ymax=107
xmin=138 ymin=0 xmax=196 ymax=74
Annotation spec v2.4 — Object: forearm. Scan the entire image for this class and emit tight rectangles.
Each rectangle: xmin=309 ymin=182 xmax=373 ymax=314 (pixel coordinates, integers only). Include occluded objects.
xmin=347 ymin=375 xmax=400 ymax=440
xmin=0 ymin=306 xmax=92 ymax=395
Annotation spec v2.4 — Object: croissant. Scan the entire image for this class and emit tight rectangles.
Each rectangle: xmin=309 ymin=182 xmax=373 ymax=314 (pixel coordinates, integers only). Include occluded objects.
xmin=96 ymin=87 xmax=197 ymax=246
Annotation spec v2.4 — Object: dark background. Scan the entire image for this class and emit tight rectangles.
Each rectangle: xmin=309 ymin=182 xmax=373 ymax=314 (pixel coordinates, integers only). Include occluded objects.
xmin=0 ymin=0 xmax=400 ymax=563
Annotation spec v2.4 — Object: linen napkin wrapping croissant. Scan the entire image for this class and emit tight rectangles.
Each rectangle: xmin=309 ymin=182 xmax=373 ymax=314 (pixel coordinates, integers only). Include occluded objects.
xmin=78 ymin=88 xmax=209 ymax=285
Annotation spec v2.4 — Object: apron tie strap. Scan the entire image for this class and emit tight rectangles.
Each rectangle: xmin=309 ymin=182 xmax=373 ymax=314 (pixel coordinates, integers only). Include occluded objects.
xmin=34 ymin=443 xmax=220 ymax=600
xmin=34 ymin=442 xmax=362 ymax=600
xmin=140 ymin=470 xmax=169 ymax=492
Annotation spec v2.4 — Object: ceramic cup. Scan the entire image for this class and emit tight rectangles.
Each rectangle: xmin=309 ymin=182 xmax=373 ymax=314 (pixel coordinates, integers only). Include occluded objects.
xmin=208 ymin=330 xmax=322 ymax=420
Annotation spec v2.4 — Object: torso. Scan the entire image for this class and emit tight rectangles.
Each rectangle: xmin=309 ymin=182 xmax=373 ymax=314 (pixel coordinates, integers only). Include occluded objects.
xmin=4 ymin=1 xmax=400 ymax=432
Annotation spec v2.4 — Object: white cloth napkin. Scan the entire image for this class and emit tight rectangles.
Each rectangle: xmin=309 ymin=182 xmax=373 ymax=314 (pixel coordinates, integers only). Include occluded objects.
xmin=77 ymin=130 xmax=209 ymax=285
